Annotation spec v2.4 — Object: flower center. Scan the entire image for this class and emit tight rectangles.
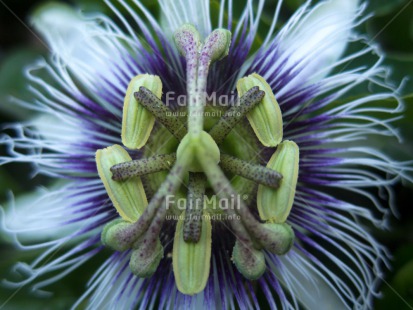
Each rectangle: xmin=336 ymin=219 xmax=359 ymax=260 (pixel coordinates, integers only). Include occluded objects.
xmin=143 ymin=105 xmax=260 ymax=215
xmin=95 ymin=24 xmax=300 ymax=296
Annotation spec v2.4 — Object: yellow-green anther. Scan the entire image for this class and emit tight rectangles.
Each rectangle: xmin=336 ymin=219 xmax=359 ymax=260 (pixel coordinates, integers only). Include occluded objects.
xmin=96 ymin=144 xmax=147 ymax=222
xmin=102 ymin=160 xmax=187 ymax=259
xmin=232 ymin=240 xmax=266 ymax=280
xmin=130 ymin=238 xmax=164 ymax=278
xmin=122 ymin=74 xmax=162 ymax=149
xmin=203 ymin=28 xmax=232 ymax=63
xmin=237 ymin=73 xmax=283 ymax=147
xmin=176 ymin=131 xmax=220 ymax=172
xmin=257 ymin=140 xmax=299 ymax=222
xmin=173 ymin=24 xmax=201 ymax=58
xmin=260 ymin=223 xmax=294 ymax=255
xmin=173 ymin=211 xmax=212 ymax=295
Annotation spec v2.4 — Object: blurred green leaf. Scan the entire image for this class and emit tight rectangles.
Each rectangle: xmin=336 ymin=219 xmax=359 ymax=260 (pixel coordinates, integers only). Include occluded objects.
xmin=384 ymin=54 xmax=413 ymax=96
xmin=283 ymin=0 xmax=307 ymax=11
xmin=376 ymin=246 xmax=413 ymax=309
xmin=0 ymin=49 xmax=41 ymax=120
xmin=367 ymin=0 xmax=410 ymax=16
xmin=0 ymin=168 xmax=22 ymax=202
xmin=71 ymin=0 xmax=158 ymax=16
xmin=367 ymin=1 xmax=413 ymax=54
xmin=394 ymin=260 xmax=413 ymax=294
xmin=364 ymin=0 xmax=413 ymax=97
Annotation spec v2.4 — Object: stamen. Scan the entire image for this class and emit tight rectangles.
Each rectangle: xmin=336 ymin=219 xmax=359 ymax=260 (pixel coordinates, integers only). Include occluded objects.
xmin=220 ymin=153 xmax=282 ymax=189
xmin=183 ymin=172 xmax=206 ymax=242
xmin=195 ymin=142 xmax=294 ymax=255
xmin=257 ymin=140 xmax=299 ymax=222
xmin=101 ymin=161 xmax=188 ymax=252
xmin=122 ymin=74 xmax=162 ymax=149
xmin=135 ymin=87 xmax=187 ymax=140
xmin=110 ymin=153 xmax=176 ymax=181
xmin=237 ymin=73 xmax=283 ymax=147
xmin=96 ymin=145 xmax=147 ymax=222
xmin=173 ymin=210 xmax=212 ymax=295
xmin=209 ymin=86 xmax=265 ymax=144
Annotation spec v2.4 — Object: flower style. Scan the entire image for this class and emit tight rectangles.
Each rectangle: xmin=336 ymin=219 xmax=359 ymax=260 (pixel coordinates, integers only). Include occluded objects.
xmin=1 ymin=0 xmax=412 ymax=309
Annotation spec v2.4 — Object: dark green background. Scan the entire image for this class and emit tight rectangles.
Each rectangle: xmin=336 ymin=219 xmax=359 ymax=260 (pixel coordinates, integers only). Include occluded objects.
xmin=0 ymin=0 xmax=412 ymax=308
